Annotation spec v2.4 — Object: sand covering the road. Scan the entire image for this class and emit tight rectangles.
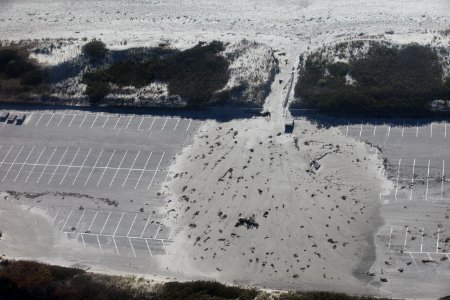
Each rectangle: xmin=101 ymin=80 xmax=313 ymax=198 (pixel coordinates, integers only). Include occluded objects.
xmin=160 ymin=118 xmax=392 ymax=292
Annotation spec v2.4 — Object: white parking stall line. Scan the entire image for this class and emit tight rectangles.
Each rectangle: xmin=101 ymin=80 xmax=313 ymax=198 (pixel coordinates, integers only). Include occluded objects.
xmin=345 ymin=122 xmax=349 ymax=137
xmin=101 ymin=116 xmax=109 ymax=128
xmin=425 ymin=158 xmax=430 ymax=201
xmin=145 ymin=239 xmax=153 ymax=257
xmin=97 ymin=150 xmax=116 ymax=187
xmin=409 ymin=252 xmax=419 ymax=269
xmin=387 ymin=226 xmax=393 ymax=249
xmin=112 ymin=237 xmax=120 ymax=255
xmin=129 ymin=238 xmax=137 ymax=258
xmin=60 ymin=147 xmax=80 ymax=185
xmin=373 ymin=125 xmax=376 ymax=137
xmin=154 ymin=217 xmax=164 ymax=239
xmin=87 ymin=211 xmax=99 ymax=232
xmin=427 ymin=252 xmax=433 ymax=261
xmin=113 ymin=212 xmax=125 ymax=237
xmin=401 ymin=126 xmax=404 ymax=138
xmin=135 ymin=151 xmax=152 ymax=189
xmin=163 ymin=158 xmax=176 ymax=185
xmin=167 ymin=228 xmax=174 ymax=240
xmin=61 ymin=209 xmax=73 ymax=231
xmin=96 ymin=235 xmax=103 ymax=254
xmin=394 ymin=158 xmax=401 ymax=200
xmin=67 ymin=114 xmax=76 ymax=127
xmin=161 ymin=118 xmax=168 ymax=131
xmin=109 ymin=150 xmax=128 ymax=188
xmin=445 ymin=122 xmax=447 ymax=138
xmin=25 ymin=112 xmax=33 ymax=125
xmin=173 ymin=118 xmax=180 ymax=131
xmin=74 ymin=209 xmax=86 ymax=236
xmin=403 ymin=226 xmax=409 ymax=251
xmin=36 ymin=147 xmax=57 ymax=184
xmin=2 ymin=146 xmax=24 ymax=182
xmin=383 ymin=126 xmax=390 ymax=144
xmin=71 ymin=148 xmax=92 ymax=186
xmin=122 ymin=150 xmax=140 ymax=188
xmin=79 ymin=115 xmax=87 ymax=128
xmin=48 ymin=147 xmax=69 ymax=184
xmin=125 ymin=116 xmax=133 ymax=129
xmin=35 ymin=113 xmax=44 ymax=126
xmin=90 ymin=115 xmax=99 ymax=128
xmin=148 ymin=117 xmax=157 ymax=131
xmin=0 ymin=145 xmax=12 ymax=170
xmin=416 ymin=123 xmax=419 ymax=138
xmin=436 ymin=228 xmax=440 ymax=253
xmin=113 ymin=116 xmax=121 ymax=130
xmin=100 ymin=211 xmax=111 ymax=235
xmin=441 ymin=160 xmax=445 ymax=201
xmin=147 ymin=152 xmax=165 ymax=190
xmin=410 ymin=158 xmax=416 ymax=201
xmin=127 ymin=214 xmax=138 ymax=237
xmin=80 ymin=233 xmax=86 ymax=247
xmin=84 ymin=149 xmax=104 ymax=186
xmin=140 ymin=214 xmax=152 ymax=238
xmin=160 ymin=240 xmax=167 ymax=254
xmin=359 ymin=123 xmax=362 ymax=137
xmin=420 ymin=228 xmax=424 ymax=253
xmin=430 ymin=123 xmax=433 ymax=138
xmin=45 ymin=113 xmax=55 ymax=127
xmin=137 ymin=117 xmax=145 ymax=130
xmin=25 ymin=147 xmax=45 ymax=183
xmin=56 ymin=114 xmax=66 ymax=127
xmin=52 ymin=208 xmax=61 ymax=225
xmin=186 ymin=119 xmax=194 ymax=134
xmin=14 ymin=146 xmax=35 ymax=182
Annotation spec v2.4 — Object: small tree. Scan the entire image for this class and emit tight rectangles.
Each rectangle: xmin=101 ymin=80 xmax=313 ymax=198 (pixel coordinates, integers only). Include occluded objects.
xmin=82 ymin=40 xmax=107 ymax=61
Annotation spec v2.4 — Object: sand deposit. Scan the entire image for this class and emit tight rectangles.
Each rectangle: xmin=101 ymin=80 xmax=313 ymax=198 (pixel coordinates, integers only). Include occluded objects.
xmin=159 ymin=115 xmax=391 ymax=292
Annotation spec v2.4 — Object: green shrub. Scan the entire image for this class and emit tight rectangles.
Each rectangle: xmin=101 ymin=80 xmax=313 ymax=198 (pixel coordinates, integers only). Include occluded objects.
xmin=82 ymin=41 xmax=229 ymax=106
xmin=85 ymin=80 xmax=110 ymax=104
xmin=160 ymin=281 xmax=257 ymax=300
xmin=20 ymin=69 xmax=47 ymax=86
xmin=82 ymin=40 xmax=107 ymax=61
xmin=294 ymin=42 xmax=448 ymax=112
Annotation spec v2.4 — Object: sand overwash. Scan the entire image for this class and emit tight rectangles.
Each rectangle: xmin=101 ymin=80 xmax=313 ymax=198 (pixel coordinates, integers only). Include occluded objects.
xmin=160 ymin=116 xmax=392 ymax=293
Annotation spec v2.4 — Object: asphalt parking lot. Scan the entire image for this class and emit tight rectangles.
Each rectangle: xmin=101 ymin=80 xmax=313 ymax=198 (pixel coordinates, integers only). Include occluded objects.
xmin=0 ymin=109 xmax=201 ymax=258
xmin=336 ymin=120 xmax=450 ymax=286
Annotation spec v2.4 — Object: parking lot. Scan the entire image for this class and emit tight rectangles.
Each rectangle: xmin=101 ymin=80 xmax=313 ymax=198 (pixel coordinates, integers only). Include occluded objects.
xmin=0 ymin=109 xmax=202 ymax=257
xmin=334 ymin=120 xmax=450 ymax=283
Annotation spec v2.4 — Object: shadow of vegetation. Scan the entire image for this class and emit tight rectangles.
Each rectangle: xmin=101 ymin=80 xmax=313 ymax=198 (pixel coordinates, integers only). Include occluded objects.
xmin=0 ymin=102 xmax=263 ymax=122
xmin=291 ymin=109 xmax=450 ymax=128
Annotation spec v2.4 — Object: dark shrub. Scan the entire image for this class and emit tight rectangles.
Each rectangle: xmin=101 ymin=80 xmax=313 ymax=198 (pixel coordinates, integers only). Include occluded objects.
xmin=85 ymin=81 xmax=110 ymax=104
xmin=161 ymin=281 xmax=257 ymax=300
xmin=82 ymin=41 xmax=229 ymax=106
xmin=20 ymin=69 xmax=46 ymax=86
xmin=82 ymin=40 xmax=107 ymax=61
xmin=294 ymin=42 xmax=448 ymax=112
xmin=1 ymin=52 xmax=34 ymax=78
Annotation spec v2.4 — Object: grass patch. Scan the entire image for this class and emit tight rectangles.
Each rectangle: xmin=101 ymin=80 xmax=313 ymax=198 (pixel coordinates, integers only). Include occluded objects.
xmin=82 ymin=41 xmax=229 ymax=106
xmin=294 ymin=42 xmax=450 ymax=113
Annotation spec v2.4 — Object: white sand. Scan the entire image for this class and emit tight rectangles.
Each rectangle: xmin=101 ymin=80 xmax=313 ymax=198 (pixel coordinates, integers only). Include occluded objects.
xmin=159 ymin=112 xmax=392 ymax=292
